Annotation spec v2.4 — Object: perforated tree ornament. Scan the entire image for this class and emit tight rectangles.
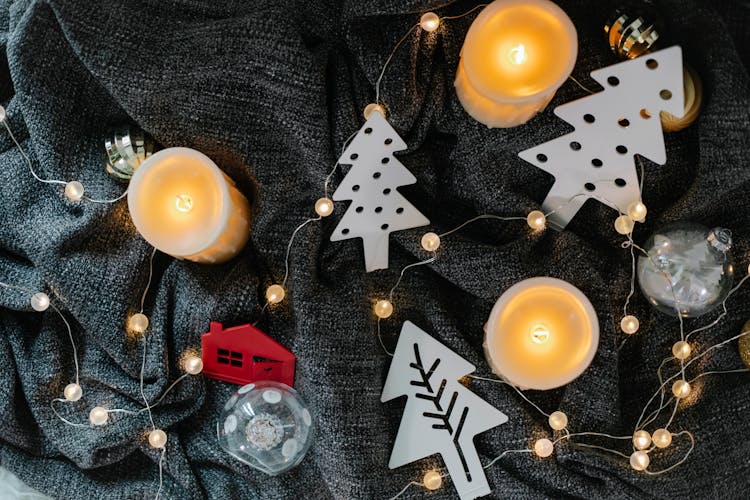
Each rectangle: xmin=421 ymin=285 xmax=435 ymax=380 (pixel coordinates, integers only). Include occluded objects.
xmin=382 ymin=322 xmax=508 ymax=500
xmin=331 ymin=112 xmax=429 ymax=271
xmin=518 ymin=46 xmax=685 ymax=229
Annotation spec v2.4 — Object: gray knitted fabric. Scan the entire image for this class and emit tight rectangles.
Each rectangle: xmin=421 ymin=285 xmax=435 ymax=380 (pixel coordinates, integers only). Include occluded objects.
xmin=1 ymin=0 xmax=749 ymax=498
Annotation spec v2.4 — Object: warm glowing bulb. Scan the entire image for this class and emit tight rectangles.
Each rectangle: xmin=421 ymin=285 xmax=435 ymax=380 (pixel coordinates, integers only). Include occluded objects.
xmin=183 ymin=356 xmax=204 ymax=375
xmin=548 ymin=411 xmax=568 ymax=431
xmin=672 ymin=341 xmax=691 ymax=360
xmin=266 ymin=284 xmax=285 ymax=304
xmin=175 ymin=194 xmax=194 ymax=213
xmin=65 ymin=181 xmax=84 ymax=202
xmin=64 ymin=383 xmax=82 ymax=402
xmin=534 ymin=438 xmax=554 ymax=458
xmin=374 ymin=299 xmax=393 ymax=319
xmin=421 ymin=232 xmax=441 ymax=252
xmin=89 ymin=406 xmax=109 ymax=426
xmin=530 ymin=325 xmax=550 ymax=344
xmin=128 ymin=313 xmax=149 ymax=334
xmin=420 ymin=12 xmax=440 ymax=32
xmin=630 ymin=450 xmax=650 ymax=471
xmin=30 ymin=292 xmax=50 ymax=312
xmin=633 ymin=430 xmax=651 ymax=450
xmin=315 ymin=197 xmax=334 ymax=217
xmin=363 ymin=103 xmax=386 ymax=119
xmin=672 ymin=379 xmax=691 ymax=399
xmin=620 ymin=315 xmax=639 ymax=334
xmin=422 ymin=470 xmax=442 ymax=490
xmin=614 ymin=215 xmax=635 ymax=235
xmin=508 ymin=44 xmax=527 ymax=65
xmin=527 ymin=210 xmax=546 ymax=230
xmin=652 ymin=428 xmax=672 ymax=448
xmin=627 ymin=201 xmax=647 ymax=222
xmin=148 ymin=429 xmax=168 ymax=448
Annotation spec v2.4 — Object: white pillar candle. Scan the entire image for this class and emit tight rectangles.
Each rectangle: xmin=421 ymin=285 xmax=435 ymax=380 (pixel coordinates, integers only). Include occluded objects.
xmin=455 ymin=0 xmax=578 ymax=128
xmin=127 ymin=147 xmax=251 ymax=264
xmin=484 ymin=277 xmax=599 ymax=390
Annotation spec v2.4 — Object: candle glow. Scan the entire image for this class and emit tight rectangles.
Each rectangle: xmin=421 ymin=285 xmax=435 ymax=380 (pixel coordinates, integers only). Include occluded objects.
xmin=484 ymin=277 xmax=599 ymax=390
xmin=455 ymin=0 xmax=578 ymax=128
xmin=127 ymin=148 xmax=251 ymax=264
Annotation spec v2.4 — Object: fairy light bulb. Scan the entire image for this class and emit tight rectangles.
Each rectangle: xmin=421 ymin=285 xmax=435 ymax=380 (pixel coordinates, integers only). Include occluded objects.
xmin=374 ymin=299 xmax=393 ymax=319
xmin=64 ymin=181 xmax=84 ymax=202
xmin=548 ymin=411 xmax=568 ymax=431
xmin=0 ymin=105 xmax=6 ymax=122
xmin=614 ymin=214 xmax=635 ymax=235
xmin=420 ymin=12 xmax=440 ymax=32
xmin=672 ymin=379 xmax=691 ymax=398
xmin=620 ymin=315 xmax=639 ymax=334
xmin=652 ymin=428 xmax=672 ymax=448
xmin=508 ymin=44 xmax=528 ymax=65
xmin=626 ymin=201 xmax=647 ymax=222
xmin=672 ymin=341 xmax=691 ymax=360
xmin=363 ymin=103 xmax=386 ymax=120
xmin=266 ymin=284 xmax=285 ymax=304
xmin=632 ymin=430 xmax=651 ymax=450
xmin=89 ymin=406 xmax=109 ymax=426
xmin=148 ymin=429 xmax=168 ymax=449
xmin=183 ymin=355 xmax=204 ymax=375
xmin=422 ymin=470 xmax=442 ymax=490
xmin=630 ymin=450 xmax=650 ymax=471
xmin=128 ymin=313 xmax=149 ymax=334
xmin=30 ymin=292 xmax=50 ymax=312
xmin=526 ymin=210 xmax=546 ymax=230
xmin=530 ymin=325 xmax=550 ymax=345
xmin=63 ymin=383 xmax=82 ymax=402
xmin=534 ymin=438 xmax=554 ymax=458
xmin=175 ymin=194 xmax=194 ymax=213
xmin=421 ymin=232 xmax=441 ymax=252
xmin=315 ymin=197 xmax=334 ymax=217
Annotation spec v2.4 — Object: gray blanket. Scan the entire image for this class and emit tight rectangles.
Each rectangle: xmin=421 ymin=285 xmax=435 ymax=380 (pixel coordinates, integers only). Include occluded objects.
xmin=1 ymin=0 xmax=749 ymax=498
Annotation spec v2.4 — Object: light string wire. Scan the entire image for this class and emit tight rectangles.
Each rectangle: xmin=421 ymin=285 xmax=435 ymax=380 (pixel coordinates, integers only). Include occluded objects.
xmin=380 ymin=165 xmax=748 ymax=496
xmin=1 ymin=115 xmax=126 ymax=204
xmin=1 ymin=247 xmax=188 ymax=499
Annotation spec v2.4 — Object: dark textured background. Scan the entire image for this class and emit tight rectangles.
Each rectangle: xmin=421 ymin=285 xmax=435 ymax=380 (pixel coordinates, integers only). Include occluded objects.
xmin=0 ymin=0 xmax=749 ymax=498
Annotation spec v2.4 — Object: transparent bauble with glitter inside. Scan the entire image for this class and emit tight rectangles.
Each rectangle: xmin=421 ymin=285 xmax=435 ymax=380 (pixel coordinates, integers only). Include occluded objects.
xmin=218 ymin=381 xmax=314 ymax=476
xmin=637 ymin=222 xmax=734 ymax=318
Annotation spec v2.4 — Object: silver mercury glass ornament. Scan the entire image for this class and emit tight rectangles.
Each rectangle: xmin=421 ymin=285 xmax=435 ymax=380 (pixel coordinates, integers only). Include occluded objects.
xmin=103 ymin=126 xmax=155 ymax=181
xmin=637 ymin=222 xmax=734 ymax=318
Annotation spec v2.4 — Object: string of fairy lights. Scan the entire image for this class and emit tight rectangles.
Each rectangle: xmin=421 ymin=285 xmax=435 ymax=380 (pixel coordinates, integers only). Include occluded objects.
xmin=1 ymin=3 xmax=748 ymax=500
xmin=249 ymin=6 xmax=748 ymax=498
xmin=0 ymin=110 xmax=204 ymax=497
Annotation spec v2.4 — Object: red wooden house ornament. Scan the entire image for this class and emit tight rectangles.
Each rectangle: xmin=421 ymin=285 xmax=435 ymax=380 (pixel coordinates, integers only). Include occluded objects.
xmin=201 ymin=322 xmax=295 ymax=387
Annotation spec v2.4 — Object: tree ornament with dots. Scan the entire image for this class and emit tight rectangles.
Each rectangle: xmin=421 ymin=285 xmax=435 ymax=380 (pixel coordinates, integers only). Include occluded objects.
xmin=330 ymin=111 xmax=429 ymax=271
xmin=518 ymin=46 xmax=685 ymax=229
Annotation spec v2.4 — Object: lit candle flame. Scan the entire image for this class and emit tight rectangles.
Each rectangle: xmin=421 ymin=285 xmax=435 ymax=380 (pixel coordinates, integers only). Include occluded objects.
xmin=530 ymin=324 xmax=550 ymax=344
xmin=508 ymin=44 xmax=527 ymax=65
xmin=175 ymin=194 xmax=194 ymax=213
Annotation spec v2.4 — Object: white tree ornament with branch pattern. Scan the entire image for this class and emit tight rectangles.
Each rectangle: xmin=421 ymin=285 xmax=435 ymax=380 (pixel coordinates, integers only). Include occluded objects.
xmin=518 ymin=46 xmax=685 ymax=229
xmin=331 ymin=113 xmax=429 ymax=272
xmin=381 ymin=322 xmax=508 ymax=500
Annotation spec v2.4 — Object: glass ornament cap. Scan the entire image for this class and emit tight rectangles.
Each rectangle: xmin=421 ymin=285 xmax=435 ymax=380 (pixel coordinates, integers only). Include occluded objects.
xmin=218 ymin=381 xmax=314 ymax=476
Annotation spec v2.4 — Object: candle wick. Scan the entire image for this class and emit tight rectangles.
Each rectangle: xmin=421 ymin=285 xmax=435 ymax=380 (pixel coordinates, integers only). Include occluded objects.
xmin=175 ymin=194 xmax=194 ymax=213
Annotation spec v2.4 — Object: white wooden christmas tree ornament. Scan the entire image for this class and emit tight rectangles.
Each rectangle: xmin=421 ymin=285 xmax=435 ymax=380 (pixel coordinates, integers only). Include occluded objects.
xmin=381 ymin=322 xmax=508 ymax=500
xmin=331 ymin=113 xmax=429 ymax=271
xmin=518 ymin=46 xmax=685 ymax=229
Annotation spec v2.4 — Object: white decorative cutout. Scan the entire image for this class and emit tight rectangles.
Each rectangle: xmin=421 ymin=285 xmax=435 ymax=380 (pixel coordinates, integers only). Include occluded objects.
xmin=381 ymin=322 xmax=508 ymax=500
xmin=331 ymin=113 xmax=429 ymax=272
xmin=518 ymin=46 xmax=685 ymax=229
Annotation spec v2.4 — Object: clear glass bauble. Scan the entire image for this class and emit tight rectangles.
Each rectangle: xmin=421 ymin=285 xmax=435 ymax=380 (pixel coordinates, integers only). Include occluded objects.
xmin=218 ymin=381 xmax=314 ymax=476
xmin=637 ymin=222 xmax=734 ymax=317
